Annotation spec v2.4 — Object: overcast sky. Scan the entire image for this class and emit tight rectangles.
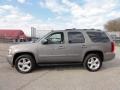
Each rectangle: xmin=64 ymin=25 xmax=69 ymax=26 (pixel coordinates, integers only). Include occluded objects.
xmin=0 ymin=0 xmax=120 ymax=36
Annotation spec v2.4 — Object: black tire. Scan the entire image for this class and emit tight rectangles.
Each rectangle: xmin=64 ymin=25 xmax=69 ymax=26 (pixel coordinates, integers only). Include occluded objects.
xmin=83 ymin=54 xmax=102 ymax=72
xmin=15 ymin=54 xmax=36 ymax=73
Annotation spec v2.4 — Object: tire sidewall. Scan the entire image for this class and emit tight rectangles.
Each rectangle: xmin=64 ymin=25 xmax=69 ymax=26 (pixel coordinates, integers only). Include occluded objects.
xmin=15 ymin=55 xmax=35 ymax=73
xmin=83 ymin=54 xmax=102 ymax=72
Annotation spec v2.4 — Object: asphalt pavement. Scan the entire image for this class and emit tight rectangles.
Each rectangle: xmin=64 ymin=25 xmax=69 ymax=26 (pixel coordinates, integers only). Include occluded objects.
xmin=0 ymin=43 xmax=120 ymax=90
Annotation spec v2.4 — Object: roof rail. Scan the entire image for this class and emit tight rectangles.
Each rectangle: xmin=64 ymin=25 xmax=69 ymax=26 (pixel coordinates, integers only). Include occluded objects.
xmin=65 ymin=28 xmax=101 ymax=31
xmin=89 ymin=29 xmax=101 ymax=31
xmin=65 ymin=28 xmax=76 ymax=30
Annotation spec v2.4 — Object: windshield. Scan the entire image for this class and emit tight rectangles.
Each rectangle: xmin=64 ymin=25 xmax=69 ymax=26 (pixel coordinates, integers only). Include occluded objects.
xmin=34 ymin=31 xmax=52 ymax=43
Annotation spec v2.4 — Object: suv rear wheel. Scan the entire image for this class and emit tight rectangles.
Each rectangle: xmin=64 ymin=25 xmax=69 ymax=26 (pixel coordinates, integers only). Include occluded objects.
xmin=15 ymin=55 xmax=35 ymax=73
xmin=83 ymin=54 xmax=102 ymax=72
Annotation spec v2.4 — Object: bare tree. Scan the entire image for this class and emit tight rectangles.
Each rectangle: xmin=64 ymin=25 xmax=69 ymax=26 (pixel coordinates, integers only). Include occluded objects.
xmin=104 ymin=18 xmax=120 ymax=31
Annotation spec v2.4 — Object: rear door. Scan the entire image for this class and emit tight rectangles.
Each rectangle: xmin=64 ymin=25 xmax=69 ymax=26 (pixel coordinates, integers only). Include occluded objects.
xmin=66 ymin=31 xmax=86 ymax=62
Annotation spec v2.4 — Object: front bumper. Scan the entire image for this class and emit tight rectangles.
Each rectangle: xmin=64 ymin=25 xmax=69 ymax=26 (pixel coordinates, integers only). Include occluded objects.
xmin=7 ymin=54 xmax=14 ymax=66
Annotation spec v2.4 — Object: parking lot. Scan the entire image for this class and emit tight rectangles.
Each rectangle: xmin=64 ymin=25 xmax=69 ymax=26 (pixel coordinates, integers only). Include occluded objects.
xmin=0 ymin=43 xmax=120 ymax=90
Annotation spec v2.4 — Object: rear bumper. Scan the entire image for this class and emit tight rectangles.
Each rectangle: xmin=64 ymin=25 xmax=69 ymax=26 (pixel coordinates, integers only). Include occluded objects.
xmin=7 ymin=55 xmax=14 ymax=66
xmin=104 ymin=52 xmax=115 ymax=61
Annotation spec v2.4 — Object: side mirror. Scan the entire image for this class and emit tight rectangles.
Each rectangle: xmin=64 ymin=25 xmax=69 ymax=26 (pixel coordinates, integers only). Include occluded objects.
xmin=41 ymin=39 xmax=48 ymax=44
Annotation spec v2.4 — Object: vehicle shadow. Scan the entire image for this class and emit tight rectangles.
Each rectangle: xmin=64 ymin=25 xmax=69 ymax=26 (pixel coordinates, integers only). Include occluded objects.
xmin=34 ymin=63 xmax=84 ymax=72
xmin=102 ymin=60 xmax=120 ymax=70
xmin=33 ymin=58 xmax=120 ymax=73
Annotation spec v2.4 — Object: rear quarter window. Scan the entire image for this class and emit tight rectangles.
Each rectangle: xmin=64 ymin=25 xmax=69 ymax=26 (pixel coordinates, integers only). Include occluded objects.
xmin=87 ymin=32 xmax=110 ymax=42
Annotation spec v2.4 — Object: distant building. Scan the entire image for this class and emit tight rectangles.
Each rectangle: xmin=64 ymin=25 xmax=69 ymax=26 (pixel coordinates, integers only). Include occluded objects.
xmin=0 ymin=29 xmax=28 ymax=42
xmin=108 ymin=31 xmax=120 ymax=43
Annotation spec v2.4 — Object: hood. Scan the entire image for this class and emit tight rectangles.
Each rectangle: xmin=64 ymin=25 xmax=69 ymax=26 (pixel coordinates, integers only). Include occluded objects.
xmin=9 ymin=42 xmax=37 ymax=50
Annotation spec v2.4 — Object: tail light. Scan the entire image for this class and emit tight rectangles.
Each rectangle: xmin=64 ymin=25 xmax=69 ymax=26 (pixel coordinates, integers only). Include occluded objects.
xmin=111 ymin=42 xmax=115 ymax=53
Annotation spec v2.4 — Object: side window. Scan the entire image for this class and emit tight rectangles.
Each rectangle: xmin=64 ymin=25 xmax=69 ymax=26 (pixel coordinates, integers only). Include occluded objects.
xmin=87 ymin=32 xmax=110 ymax=42
xmin=47 ymin=32 xmax=64 ymax=44
xmin=68 ymin=32 xmax=85 ymax=43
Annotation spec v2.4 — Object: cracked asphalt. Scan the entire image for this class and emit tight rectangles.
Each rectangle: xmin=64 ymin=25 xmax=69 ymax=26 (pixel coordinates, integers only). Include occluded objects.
xmin=0 ymin=43 xmax=120 ymax=90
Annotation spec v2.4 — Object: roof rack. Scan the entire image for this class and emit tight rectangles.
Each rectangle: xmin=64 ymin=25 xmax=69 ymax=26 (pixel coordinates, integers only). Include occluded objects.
xmin=89 ymin=29 xmax=101 ymax=31
xmin=65 ymin=28 xmax=101 ymax=31
xmin=65 ymin=28 xmax=76 ymax=30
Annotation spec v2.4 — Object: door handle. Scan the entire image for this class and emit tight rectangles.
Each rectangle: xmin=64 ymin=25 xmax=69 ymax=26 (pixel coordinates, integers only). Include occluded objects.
xmin=82 ymin=45 xmax=87 ymax=48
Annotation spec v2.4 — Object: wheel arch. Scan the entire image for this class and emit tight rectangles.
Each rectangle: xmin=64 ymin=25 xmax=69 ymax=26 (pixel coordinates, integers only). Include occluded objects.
xmin=83 ymin=50 xmax=104 ymax=62
xmin=13 ymin=52 xmax=36 ymax=66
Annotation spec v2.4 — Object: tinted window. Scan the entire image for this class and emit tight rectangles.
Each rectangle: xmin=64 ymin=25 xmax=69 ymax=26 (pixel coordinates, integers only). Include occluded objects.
xmin=87 ymin=32 xmax=110 ymax=42
xmin=47 ymin=32 xmax=64 ymax=44
xmin=68 ymin=32 xmax=85 ymax=43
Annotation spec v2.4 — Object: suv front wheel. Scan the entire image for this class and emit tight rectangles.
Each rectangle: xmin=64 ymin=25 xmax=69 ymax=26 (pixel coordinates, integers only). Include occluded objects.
xmin=83 ymin=54 xmax=102 ymax=72
xmin=15 ymin=55 xmax=35 ymax=73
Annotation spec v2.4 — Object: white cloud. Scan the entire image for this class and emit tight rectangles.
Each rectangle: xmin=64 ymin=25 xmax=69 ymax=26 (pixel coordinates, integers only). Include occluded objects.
xmin=0 ymin=5 xmax=59 ymax=36
xmin=61 ymin=0 xmax=120 ymax=29
xmin=39 ymin=0 xmax=68 ymax=14
xmin=39 ymin=0 xmax=120 ymax=30
xmin=17 ymin=0 xmax=27 ymax=4
xmin=0 ymin=0 xmax=120 ymax=36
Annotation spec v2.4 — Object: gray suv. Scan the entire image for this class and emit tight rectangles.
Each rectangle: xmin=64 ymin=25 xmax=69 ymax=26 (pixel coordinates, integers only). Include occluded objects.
xmin=7 ymin=29 xmax=115 ymax=73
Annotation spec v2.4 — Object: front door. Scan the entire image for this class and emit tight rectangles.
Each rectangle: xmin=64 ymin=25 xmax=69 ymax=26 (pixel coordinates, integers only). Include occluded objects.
xmin=38 ymin=32 xmax=68 ymax=63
